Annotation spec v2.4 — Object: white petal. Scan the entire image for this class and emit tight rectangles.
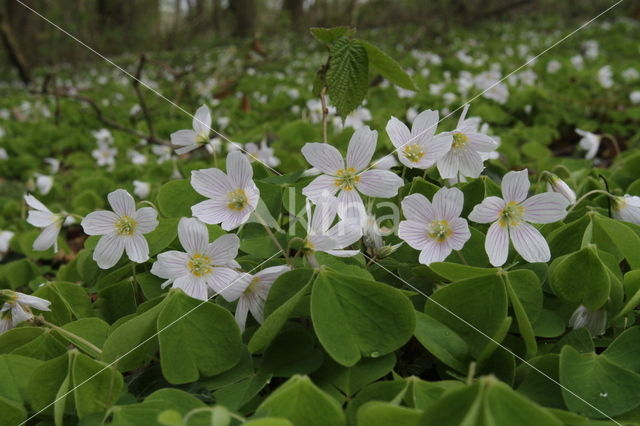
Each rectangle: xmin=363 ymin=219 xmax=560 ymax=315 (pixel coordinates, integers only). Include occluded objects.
xmin=11 ymin=304 xmax=33 ymax=326
xmin=501 ymin=170 xmax=530 ymax=203
xmin=346 ymin=126 xmax=376 ymax=171
xmin=227 ymin=151 xmax=253 ymax=189
xmin=247 ymin=293 xmax=266 ymax=324
xmin=16 ymin=293 xmax=51 ymax=311
xmin=448 ymin=217 xmax=471 ymax=250
xmin=192 ymin=199 xmax=230 ymax=225
xmin=171 ymin=129 xmax=196 ymax=147
xmin=81 ymin=211 xmax=118 ymax=235
xmin=468 ymin=133 xmax=498 ymax=152
xmin=235 ymin=298 xmax=250 ymax=332
xmin=207 ymin=267 xmax=239 ymax=293
xmin=437 ymin=151 xmax=460 ymax=179
xmin=398 ymin=220 xmax=430 ymax=250
xmin=310 ymin=198 xmax=339 ymax=234
xmin=325 ymin=220 xmax=362 ymax=249
xmin=521 ymin=193 xmax=569 ymax=224
xmin=24 ymin=194 xmax=50 ymax=212
xmin=93 ymin=233 xmax=125 ymax=269
xmin=433 ymin=187 xmax=464 ymax=221
xmin=301 ymin=143 xmax=344 ymax=175
xmin=191 ymin=168 xmax=233 ymax=199
xmin=418 ymin=240 xmax=452 ymax=266
xmin=28 ymin=210 xmax=58 ymax=228
xmin=192 ymin=105 xmax=212 ymax=136
xmin=173 ymin=275 xmax=208 ymax=301
xmin=401 ymin=193 xmax=435 ymax=222
xmin=254 ymin=265 xmax=291 ymax=286
xmin=385 ymin=116 xmax=410 ymax=149
xmin=411 ymin=109 xmax=438 ymax=142
xmin=178 ymin=217 xmax=209 ymax=254
xmin=356 ymin=170 xmax=404 ymax=198
xmin=33 ymin=223 xmax=61 ymax=251
xmin=125 ymin=234 xmax=149 ymax=263
xmin=336 ymin=189 xmax=365 ymax=221
xmin=421 ymin=133 xmax=453 ymax=165
xmin=221 ymin=209 xmax=251 ymax=231
xmin=218 ymin=272 xmax=251 ymax=302
xmin=324 ymin=249 xmax=361 ymax=257
xmin=133 ymin=207 xmax=158 ymax=234
xmin=108 ymin=189 xmax=136 ymax=217
xmin=151 ymin=251 xmax=190 ymax=279
xmin=458 ymin=149 xmax=484 ymax=178
xmin=486 ymin=222 xmax=509 ymax=267
xmin=509 ymin=222 xmax=550 ymax=263
xmin=302 ymin=175 xmax=339 ymax=202
xmin=469 ymin=197 xmax=506 ymax=224
xmin=207 ymin=234 xmax=240 ymax=265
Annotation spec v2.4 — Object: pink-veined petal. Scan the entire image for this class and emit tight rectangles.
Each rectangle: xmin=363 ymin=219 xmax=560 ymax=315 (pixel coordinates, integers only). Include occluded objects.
xmin=336 ymin=189 xmax=365 ymax=221
xmin=398 ymin=220 xmax=430 ymax=250
xmin=521 ymin=193 xmax=569 ymax=224
xmin=218 ymin=272 xmax=251 ymax=302
xmin=151 ymin=251 xmax=190 ymax=279
xmin=356 ymin=169 xmax=404 ymax=198
xmin=33 ymin=223 xmax=61 ymax=251
xmin=310 ymin=197 xmax=339 ymax=234
xmin=191 ymin=199 xmax=231 ymax=225
xmin=486 ymin=222 xmax=509 ymax=267
xmin=468 ymin=196 xmax=506 ymax=223
xmin=501 ymin=169 xmax=530 ymax=203
xmin=207 ymin=234 xmax=240 ymax=266
xmin=401 ymin=193 xmax=435 ymax=222
xmin=421 ymin=133 xmax=453 ymax=164
xmin=448 ymin=217 xmax=471 ymax=250
xmin=235 ymin=297 xmax=250 ymax=332
xmin=221 ymin=209 xmax=251 ymax=231
xmin=93 ymin=233 xmax=125 ymax=269
xmin=227 ymin=151 xmax=254 ymax=189
xmin=178 ymin=217 xmax=209 ymax=254
xmin=301 ymin=143 xmax=344 ymax=175
xmin=468 ymin=133 xmax=498 ymax=152
xmin=81 ymin=211 xmax=117 ymax=235
xmin=192 ymin=105 xmax=212 ymax=136
xmin=385 ymin=116 xmax=410 ymax=149
xmin=346 ymin=126 xmax=376 ymax=171
xmin=510 ymin=222 xmax=550 ymax=263
xmin=125 ymin=234 xmax=149 ymax=263
xmin=437 ymin=150 xmax=460 ymax=179
xmin=302 ymin=175 xmax=339 ymax=202
xmin=133 ymin=207 xmax=158 ymax=234
xmin=433 ymin=187 xmax=464 ymax=221
xmin=207 ymin=267 xmax=239 ymax=294
xmin=458 ymin=148 xmax=484 ymax=178
xmin=108 ymin=189 xmax=136 ymax=217
xmin=418 ymin=239 xmax=452 ymax=266
xmin=411 ymin=109 xmax=438 ymax=143
xmin=173 ymin=274 xmax=208 ymax=301
xmin=191 ymin=168 xmax=233 ymax=199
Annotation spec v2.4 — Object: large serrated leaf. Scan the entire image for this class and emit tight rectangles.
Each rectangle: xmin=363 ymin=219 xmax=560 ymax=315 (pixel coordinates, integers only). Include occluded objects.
xmin=310 ymin=26 xmax=354 ymax=45
xmin=327 ymin=37 xmax=369 ymax=117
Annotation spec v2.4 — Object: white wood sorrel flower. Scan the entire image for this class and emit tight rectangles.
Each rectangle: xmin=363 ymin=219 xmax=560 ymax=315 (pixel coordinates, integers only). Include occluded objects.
xmin=219 ymin=265 xmax=290 ymax=331
xmin=302 ymin=126 xmax=403 ymax=219
xmin=81 ymin=189 xmax=159 ymax=269
xmin=191 ymin=151 xmax=260 ymax=231
xmin=469 ymin=169 xmax=569 ymax=267
xmin=385 ymin=109 xmax=452 ymax=169
xmin=0 ymin=290 xmax=50 ymax=334
xmin=612 ymin=194 xmax=640 ymax=225
xmin=437 ymin=104 xmax=499 ymax=179
xmin=151 ymin=218 xmax=239 ymax=301
xmin=25 ymin=194 xmax=64 ymax=251
xmin=398 ymin=187 xmax=471 ymax=265
xmin=171 ymin=105 xmax=212 ymax=155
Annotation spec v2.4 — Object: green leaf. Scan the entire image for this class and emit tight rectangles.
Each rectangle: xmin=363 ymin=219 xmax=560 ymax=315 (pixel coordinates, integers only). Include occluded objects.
xmin=147 ymin=217 xmax=179 ymax=256
xmin=0 ymin=354 xmax=43 ymax=405
xmin=327 ymin=36 xmax=369 ymax=117
xmin=592 ymin=214 xmax=640 ymax=269
xmin=428 ymin=262 xmax=497 ymax=282
xmin=311 ymin=271 xmax=415 ymax=366
xmin=356 ymin=401 xmax=422 ymax=426
xmin=0 ymin=396 xmax=26 ymax=426
xmin=560 ymin=345 xmax=640 ymax=418
xmin=156 ymin=179 xmax=205 ymax=218
xmin=549 ymin=245 xmax=610 ymax=310
xmin=414 ymin=312 xmax=469 ymax=373
xmin=71 ymin=352 xmax=123 ymax=418
xmin=255 ymin=375 xmax=346 ymax=426
xmin=260 ymin=325 xmax=324 ymax=377
xmin=310 ymin=26 xmax=354 ymax=45
xmin=314 ymin=353 xmax=396 ymax=396
xmin=157 ymin=290 xmax=243 ymax=384
xmin=360 ymin=40 xmax=417 ymax=91
xmin=602 ymin=326 xmax=640 ymax=373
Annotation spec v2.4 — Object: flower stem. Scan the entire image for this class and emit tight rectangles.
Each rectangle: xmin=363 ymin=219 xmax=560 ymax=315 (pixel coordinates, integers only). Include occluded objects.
xmin=35 ymin=316 xmax=103 ymax=357
xmin=499 ymin=270 xmax=537 ymax=358
xmin=254 ymin=211 xmax=291 ymax=265
xmin=566 ymin=189 xmax=616 ymax=215
xmin=138 ymin=200 xmax=159 ymax=211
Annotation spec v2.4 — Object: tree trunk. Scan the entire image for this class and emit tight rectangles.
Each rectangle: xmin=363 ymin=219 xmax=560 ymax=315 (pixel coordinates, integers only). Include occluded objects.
xmin=230 ymin=0 xmax=256 ymax=38
xmin=284 ymin=0 xmax=304 ymax=32
xmin=0 ymin=3 xmax=30 ymax=84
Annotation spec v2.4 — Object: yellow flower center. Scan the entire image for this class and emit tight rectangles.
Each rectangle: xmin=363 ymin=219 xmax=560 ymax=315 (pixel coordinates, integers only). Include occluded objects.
xmin=612 ymin=197 xmax=625 ymax=211
xmin=227 ymin=189 xmax=249 ymax=211
xmin=188 ymin=253 xmax=213 ymax=277
xmin=499 ymin=201 xmax=525 ymax=227
xmin=334 ymin=168 xmax=360 ymax=191
xmin=115 ymin=216 xmax=138 ymax=236
xmin=403 ymin=144 xmax=425 ymax=163
xmin=245 ymin=277 xmax=261 ymax=295
xmin=452 ymin=132 xmax=469 ymax=150
xmin=428 ymin=220 xmax=452 ymax=242
xmin=195 ymin=132 xmax=209 ymax=144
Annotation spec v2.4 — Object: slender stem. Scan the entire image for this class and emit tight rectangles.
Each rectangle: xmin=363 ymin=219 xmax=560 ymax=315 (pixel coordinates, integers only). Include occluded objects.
xmin=566 ymin=189 xmax=616 ymax=215
xmin=138 ymin=200 xmax=159 ymax=211
xmin=254 ymin=211 xmax=290 ymax=264
xmin=456 ymin=250 xmax=468 ymax=265
xmin=320 ymin=86 xmax=329 ymax=144
xmin=36 ymin=317 xmax=103 ymax=357
xmin=466 ymin=361 xmax=476 ymax=385
xmin=499 ymin=271 xmax=537 ymax=358
xmin=601 ymin=133 xmax=621 ymax=158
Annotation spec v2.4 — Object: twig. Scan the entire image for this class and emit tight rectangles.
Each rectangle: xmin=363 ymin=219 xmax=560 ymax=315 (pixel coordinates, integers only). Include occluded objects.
xmin=320 ymin=86 xmax=329 ymax=144
xmin=132 ymin=54 xmax=156 ymax=141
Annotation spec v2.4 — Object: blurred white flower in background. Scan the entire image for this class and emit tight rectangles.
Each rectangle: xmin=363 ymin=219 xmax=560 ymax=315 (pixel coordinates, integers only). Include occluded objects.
xmin=597 ymin=65 xmax=614 ymax=89
xmin=546 ymin=60 xmax=561 ymax=74
xmin=575 ymin=128 xmax=601 ymax=160
xmin=133 ymin=180 xmax=151 ymax=199
xmin=0 ymin=231 xmax=14 ymax=260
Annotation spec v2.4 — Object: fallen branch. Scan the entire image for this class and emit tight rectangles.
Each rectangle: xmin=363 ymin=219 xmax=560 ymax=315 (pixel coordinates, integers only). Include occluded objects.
xmin=132 ymin=54 xmax=156 ymax=141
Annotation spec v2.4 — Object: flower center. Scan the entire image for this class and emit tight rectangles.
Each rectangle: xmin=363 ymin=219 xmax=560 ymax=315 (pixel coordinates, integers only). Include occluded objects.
xmin=245 ymin=277 xmax=261 ymax=295
xmin=188 ymin=253 xmax=213 ymax=277
xmin=195 ymin=132 xmax=209 ymax=144
xmin=227 ymin=189 xmax=249 ymax=211
xmin=0 ymin=289 xmax=17 ymax=305
xmin=612 ymin=197 xmax=626 ymax=211
xmin=403 ymin=144 xmax=425 ymax=163
xmin=334 ymin=168 xmax=360 ymax=191
xmin=115 ymin=216 xmax=138 ymax=236
xmin=427 ymin=220 xmax=452 ymax=242
xmin=499 ymin=201 xmax=525 ymax=227
xmin=452 ymin=132 xmax=469 ymax=150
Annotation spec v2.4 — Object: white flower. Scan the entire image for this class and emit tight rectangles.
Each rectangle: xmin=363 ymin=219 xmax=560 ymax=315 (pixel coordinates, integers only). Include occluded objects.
xmin=612 ymin=194 xmax=640 ymax=225
xmin=386 ymin=109 xmax=452 ymax=170
xmin=0 ymin=127 xmax=4 ymax=138
xmin=622 ymin=68 xmax=639 ymax=82
xmin=437 ymin=105 xmax=498 ymax=179
xmin=92 ymin=144 xmax=117 ymax=167
xmin=575 ymin=128 xmax=601 ymax=160
xmin=152 ymin=145 xmax=172 ymax=164
xmin=151 ymin=218 xmax=239 ymax=301
xmin=81 ymin=189 xmax=158 ymax=269
xmin=171 ymin=105 xmax=212 ymax=155
xmin=546 ymin=60 xmax=561 ymax=74
xmin=44 ymin=158 xmax=60 ymax=174
xmin=128 ymin=149 xmax=147 ymax=165
xmin=206 ymin=137 xmax=223 ymax=155
xmin=0 ymin=230 xmax=14 ymax=259
xmin=219 ymin=265 xmax=290 ymax=331
xmin=302 ymin=127 xmax=404 ymax=220
xmin=545 ymin=174 xmax=576 ymax=204
xmin=25 ymin=194 xmax=64 ymax=251
xmin=570 ymin=55 xmax=584 ymax=70
xmin=0 ymin=290 xmax=51 ymax=334
xmin=133 ymin=180 xmax=151 ymax=199
xmin=469 ymin=169 xmax=569 ymax=267
xmin=569 ymin=305 xmax=606 ymax=336
xmin=630 ymin=91 xmax=640 ymax=105
xmin=302 ymin=196 xmax=362 ymax=266
xmin=0 ymin=148 xmax=7 ymax=160
xmin=399 ymin=188 xmax=471 ymax=265
xmin=583 ymin=40 xmax=599 ymax=60
xmin=341 ymin=107 xmax=372 ymax=130
xmin=597 ymin=66 xmax=614 ymax=89
xmin=35 ymin=174 xmax=54 ymax=195
xmin=191 ymin=151 xmax=260 ymax=231
xmin=92 ymin=128 xmax=114 ymax=145
xmin=245 ymin=139 xmax=280 ymax=167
